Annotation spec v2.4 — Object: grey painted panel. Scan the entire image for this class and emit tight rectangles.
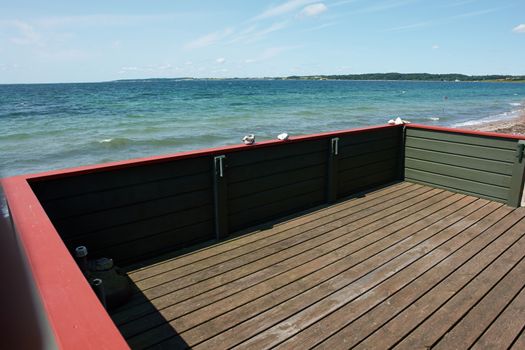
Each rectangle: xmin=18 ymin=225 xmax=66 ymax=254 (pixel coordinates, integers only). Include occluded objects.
xmin=405 ymin=158 xmax=511 ymax=188
xmin=405 ymin=168 xmax=508 ymax=201
xmin=405 ymin=147 xmax=513 ymax=175
xmin=406 ymin=128 xmax=517 ymax=150
xmin=405 ymin=137 xmax=515 ymax=163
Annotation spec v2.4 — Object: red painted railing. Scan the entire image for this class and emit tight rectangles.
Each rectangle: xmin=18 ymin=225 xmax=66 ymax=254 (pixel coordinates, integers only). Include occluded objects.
xmin=2 ymin=122 xmax=524 ymax=349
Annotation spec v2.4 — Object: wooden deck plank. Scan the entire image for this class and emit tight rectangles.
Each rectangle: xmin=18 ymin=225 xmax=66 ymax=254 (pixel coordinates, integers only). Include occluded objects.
xmin=105 ymin=183 xmax=525 ymax=350
xmin=277 ymin=203 xmax=512 ymax=350
xmin=510 ymin=329 xmax=525 ymax=350
xmin=115 ymin=186 xmax=446 ymax=333
xmin=125 ymin=181 xmax=413 ymax=281
xmin=120 ymin=191 xmax=465 ymax=343
xmin=183 ymin=198 xmax=488 ymax=349
xmin=133 ymin=185 xmax=428 ymax=291
xmin=112 ymin=184 xmax=433 ymax=324
xmin=432 ymin=258 xmax=525 ymax=349
xmin=134 ymin=193 xmax=478 ymax=350
xmin=368 ymin=218 xmax=525 ymax=349
xmin=228 ymin=199 xmax=497 ymax=350
xmin=469 ymin=284 xmax=525 ymax=350
xmin=311 ymin=206 xmax=525 ymax=350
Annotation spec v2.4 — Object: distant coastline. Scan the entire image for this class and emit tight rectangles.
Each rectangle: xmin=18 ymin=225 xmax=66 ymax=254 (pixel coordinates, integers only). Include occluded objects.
xmin=112 ymin=73 xmax=525 ymax=84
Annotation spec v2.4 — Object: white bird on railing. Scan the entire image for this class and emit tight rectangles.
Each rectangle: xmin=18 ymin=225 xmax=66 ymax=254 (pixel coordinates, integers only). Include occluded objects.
xmin=388 ymin=117 xmax=411 ymax=125
xmin=242 ymin=134 xmax=255 ymax=145
xmin=277 ymin=133 xmax=289 ymax=141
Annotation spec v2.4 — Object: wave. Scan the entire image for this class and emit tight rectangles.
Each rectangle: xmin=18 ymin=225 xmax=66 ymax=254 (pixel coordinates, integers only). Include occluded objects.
xmin=510 ymin=102 xmax=522 ymax=106
xmin=452 ymin=109 xmax=524 ymax=128
xmin=95 ymin=134 xmax=230 ymax=149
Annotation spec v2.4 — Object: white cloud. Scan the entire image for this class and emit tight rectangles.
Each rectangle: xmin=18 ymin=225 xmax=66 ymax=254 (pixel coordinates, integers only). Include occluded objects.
xmin=4 ymin=20 xmax=43 ymax=46
xmin=253 ymin=0 xmax=317 ymax=20
xmin=300 ymin=3 xmax=328 ymax=17
xmin=432 ymin=44 xmax=439 ymax=49
xmin=216 ymin=57 xmax=226 ymax=64
xmin=229 ymin=21 xmax=289 ymax=44
xmin=185 ymin=27 xmax=234 ymax=49
xmin=513 ymin=24 xmax=525 ymax=33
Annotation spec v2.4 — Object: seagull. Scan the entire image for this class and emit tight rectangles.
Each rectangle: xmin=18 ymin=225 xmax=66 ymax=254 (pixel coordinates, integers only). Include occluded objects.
xmin=277 ymin=133 xmax=289 ymax=141
xmin=242 ymin=134 xmax=255 ymax=145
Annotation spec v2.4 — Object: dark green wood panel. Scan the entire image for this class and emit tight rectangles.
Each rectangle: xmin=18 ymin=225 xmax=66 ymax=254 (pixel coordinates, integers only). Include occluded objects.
xmin=406 ymin=128 xmax=517 ymax=150
xmin=55 ymin=189 xmax=213 ymax=237
xmin=338 ymin=136 xmax=400 ymax=160
xmin=229 ymin=190 xmax=325 ymax=232
xmin=405 ymin=158 xmax=511 ymax=188
xmin=31 ymin=157 xmax=211 ymax=201
xmin=405 ymin=137 xmax=515 ymax=163
xmin=65 ymin=204 xmax=213 ymax=251
xmin=405 ymin=168 xmax=508 ymax=201
xmin=338 ymin=168 xmax=398 ymax=197
xmin=338 ymin=147 xmax=399 ymax=172
xmin=338 ymin=127 xmax=401 ymax=148
xmin=405 ymin=147 xmax=513 ymax=175
xmin=508 ymin=140 xmax=525 ymax=207
xmin=42 ymin=172 xmax=211 ymax=220
xmin=338 ymin=157 xmax=399 ymax=183
xmin=229 ymin=177 xmax=325 ymax=214
xmin=227 ymin=151 xmax=326 ymax=184
xmin=94 ymin=220 xmax=215 ymax=265
xmin=227 ymin=139 xmax=326 ymax=168
xmin=228 ymin=164 xmax=325 ymax=200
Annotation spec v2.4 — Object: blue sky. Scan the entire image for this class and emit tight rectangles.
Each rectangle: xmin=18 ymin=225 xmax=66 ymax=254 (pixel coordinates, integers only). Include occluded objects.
xmin=0 ymin=0 xmax=524 ymax=83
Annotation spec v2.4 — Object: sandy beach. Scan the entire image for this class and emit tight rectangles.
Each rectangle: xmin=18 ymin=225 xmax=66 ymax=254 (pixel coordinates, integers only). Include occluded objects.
xmin=464 ymin=110 xmax=525 ymax=135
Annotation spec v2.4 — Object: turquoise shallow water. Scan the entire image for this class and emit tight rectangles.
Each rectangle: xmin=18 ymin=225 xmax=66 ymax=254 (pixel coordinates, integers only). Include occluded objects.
xmin=1 ymin=79 xmax=525 ymax=178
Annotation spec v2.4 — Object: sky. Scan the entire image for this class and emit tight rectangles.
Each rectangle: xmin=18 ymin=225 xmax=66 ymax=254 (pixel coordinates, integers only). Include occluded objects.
xmin=0 ymin=0 xmax=524 ymax=84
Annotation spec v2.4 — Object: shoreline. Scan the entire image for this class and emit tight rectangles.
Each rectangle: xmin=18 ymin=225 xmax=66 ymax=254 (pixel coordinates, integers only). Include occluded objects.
xmin=462 ymin=110 xmax=525 ymax=135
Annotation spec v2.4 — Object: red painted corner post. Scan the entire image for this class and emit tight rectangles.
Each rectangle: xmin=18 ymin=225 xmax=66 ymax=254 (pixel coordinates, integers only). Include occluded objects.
xmin=2 ymin=176 xmax=130 ymax=350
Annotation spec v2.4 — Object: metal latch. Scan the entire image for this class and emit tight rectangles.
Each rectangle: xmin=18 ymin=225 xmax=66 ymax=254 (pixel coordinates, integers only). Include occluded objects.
xmin=331 ymin=137 xmax=339 ymax=156
xmin=214 ymin=155 xmax=226 ymax=177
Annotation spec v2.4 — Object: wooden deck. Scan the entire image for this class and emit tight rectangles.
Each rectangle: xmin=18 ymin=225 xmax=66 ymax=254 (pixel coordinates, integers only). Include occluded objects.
xmin=109 ymin=181 xmax=525 ymax=349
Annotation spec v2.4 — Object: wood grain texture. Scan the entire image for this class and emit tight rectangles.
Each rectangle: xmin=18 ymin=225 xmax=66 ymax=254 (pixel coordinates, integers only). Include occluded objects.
xmin=104 ymin=183 xmax=525 ymax=350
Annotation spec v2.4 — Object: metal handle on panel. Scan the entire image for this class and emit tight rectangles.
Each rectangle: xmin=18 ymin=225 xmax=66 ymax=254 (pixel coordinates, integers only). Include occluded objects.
xmin=214 ymin=155 xmax=226 ymax=177
xmin=331 ymin=137 xmax=339 ymax=156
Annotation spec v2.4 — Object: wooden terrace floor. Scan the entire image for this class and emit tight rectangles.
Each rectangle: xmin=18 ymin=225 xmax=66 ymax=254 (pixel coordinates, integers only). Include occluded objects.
xmin=109 ymin=182 xmax=525 ymax=349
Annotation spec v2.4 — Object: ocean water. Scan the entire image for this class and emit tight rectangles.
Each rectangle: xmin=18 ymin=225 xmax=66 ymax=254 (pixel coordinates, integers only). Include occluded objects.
xmin=1 ymin=79 xmax=525 ymax=178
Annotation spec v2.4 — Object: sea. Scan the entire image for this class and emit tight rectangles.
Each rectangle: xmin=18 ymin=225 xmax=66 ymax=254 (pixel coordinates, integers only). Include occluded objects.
xmin=1 ymin=79 xmax=525 ymax=179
